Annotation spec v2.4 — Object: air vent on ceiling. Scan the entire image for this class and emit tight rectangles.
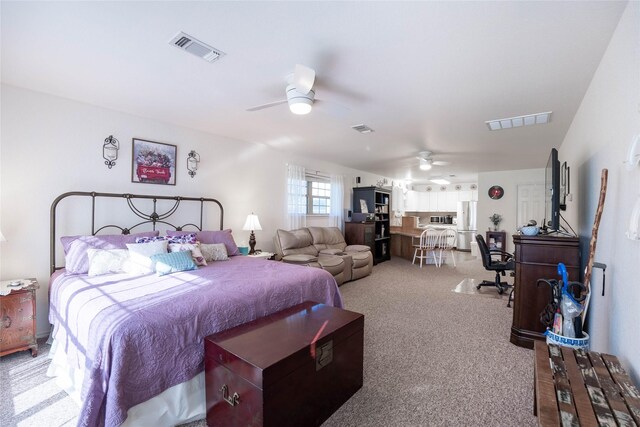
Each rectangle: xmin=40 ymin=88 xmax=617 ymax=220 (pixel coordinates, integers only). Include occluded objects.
xmin=351 ymin=124 xmax=374 ymax=134
xmin=169 ymin=32 xmax=225 ymax=63
xmin=485 ymin=111 xmax=552 ymax=131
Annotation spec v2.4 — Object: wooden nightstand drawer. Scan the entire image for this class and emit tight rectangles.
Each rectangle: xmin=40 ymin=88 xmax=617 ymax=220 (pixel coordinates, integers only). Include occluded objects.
xmin=0 ymin=279 xmax=39 ymax=357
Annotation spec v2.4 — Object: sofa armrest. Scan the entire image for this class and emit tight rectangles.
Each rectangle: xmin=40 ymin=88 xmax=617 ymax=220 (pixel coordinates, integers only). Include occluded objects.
xmin=282 ymin=254 xmax=319 ymax=264
xmin=345 ymin=244 xmax=371 ymax=253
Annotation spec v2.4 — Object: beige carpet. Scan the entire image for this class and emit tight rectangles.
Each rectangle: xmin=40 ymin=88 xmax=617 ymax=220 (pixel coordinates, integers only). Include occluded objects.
xmin=1 ymin=255 xmax=535 ymax=427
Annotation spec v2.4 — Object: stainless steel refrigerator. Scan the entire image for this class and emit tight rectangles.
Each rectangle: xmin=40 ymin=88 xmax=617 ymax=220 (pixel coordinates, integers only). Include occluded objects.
xmin=456 ymin=201 xmax=477 ymax=251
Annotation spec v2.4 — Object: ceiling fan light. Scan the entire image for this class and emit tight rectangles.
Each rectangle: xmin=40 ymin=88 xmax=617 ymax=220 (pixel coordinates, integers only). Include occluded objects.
xmin=419 ymin=158 xmax=432 ymax=170
xmin=286 ymin=84 xmax=314 ymax=115
xmin=289 ymin=100 xmax=312 ymax=115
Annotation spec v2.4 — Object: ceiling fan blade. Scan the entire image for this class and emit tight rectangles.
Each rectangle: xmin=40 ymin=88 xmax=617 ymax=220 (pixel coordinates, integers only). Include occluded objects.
xmin=294 ymin=64 xmax=315 ymax=95
xmin=314 ymin=99 xmax=350 ymax=118
xmin=246 ymin=99 xmax=288 ymax=112
xmin=433 ymin=161 xmax=451 ymax=166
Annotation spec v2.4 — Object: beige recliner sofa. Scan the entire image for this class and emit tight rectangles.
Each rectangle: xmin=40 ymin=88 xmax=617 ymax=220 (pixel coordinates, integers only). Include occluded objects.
xmin=273 ymin=227 xmax=373 ymax=285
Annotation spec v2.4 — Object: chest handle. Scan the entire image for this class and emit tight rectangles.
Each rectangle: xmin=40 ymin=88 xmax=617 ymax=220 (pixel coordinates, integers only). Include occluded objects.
xmin=219 ymin=384 xmax=240 ymax=407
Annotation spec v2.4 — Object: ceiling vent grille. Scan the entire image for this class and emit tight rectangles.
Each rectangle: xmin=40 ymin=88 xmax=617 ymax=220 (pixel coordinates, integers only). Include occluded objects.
xmin=485 ymin=111 xmax=552 ymax=131
xmin=169 ymin=32 xmax=225 ymax=63
xmin=351 ymin=124 xmax=374 ymax=134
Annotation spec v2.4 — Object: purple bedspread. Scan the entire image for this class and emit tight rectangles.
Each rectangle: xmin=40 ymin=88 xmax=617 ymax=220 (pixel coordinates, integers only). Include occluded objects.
xmin=48 ymin=257 xmax=343 ymax=427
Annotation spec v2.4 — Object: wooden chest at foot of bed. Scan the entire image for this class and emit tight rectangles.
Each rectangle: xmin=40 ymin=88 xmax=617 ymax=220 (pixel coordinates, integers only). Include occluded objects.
xmin=205 ymin=301 xmax=364 ymax=427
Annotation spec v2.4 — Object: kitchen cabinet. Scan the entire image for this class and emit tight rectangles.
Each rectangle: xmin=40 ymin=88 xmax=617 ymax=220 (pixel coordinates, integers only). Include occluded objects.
xmin=404 ymin=187 xmax=478 ymax=212
xmin=458 ymin=190 xmax=472 ymax=202
xmin=445 ymin=192 xmax=458 ymax=211
xmin=405 ymin=191 xmax=418 ymax=211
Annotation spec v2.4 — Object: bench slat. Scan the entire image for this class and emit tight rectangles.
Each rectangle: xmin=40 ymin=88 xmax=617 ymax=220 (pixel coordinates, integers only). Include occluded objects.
xmin=536 ymin=341 xmax=561 ymax=427
xmin=561 ymin=346 xmax=598 ymax=427
xmin=590 ymin=352 xmax=638 ymax=427
xmin=550 ymin=347 xmax=579 ymax=425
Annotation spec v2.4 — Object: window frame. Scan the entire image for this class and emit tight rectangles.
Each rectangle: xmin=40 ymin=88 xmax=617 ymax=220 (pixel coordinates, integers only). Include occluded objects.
xmin=305 ymin=175 xmax=331 ymax=216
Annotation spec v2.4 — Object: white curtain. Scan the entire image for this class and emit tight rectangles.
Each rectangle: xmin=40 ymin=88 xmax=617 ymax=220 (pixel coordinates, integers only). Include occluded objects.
xmin=330 ymin=174 xmax=345 ymax=231
xmin=286 ymin=164 xmax=307 ymax=230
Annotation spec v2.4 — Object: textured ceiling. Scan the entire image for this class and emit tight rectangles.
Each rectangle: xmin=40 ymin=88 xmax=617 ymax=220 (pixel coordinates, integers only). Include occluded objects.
xmin=1 ymin=1 xmax=627 ymax=183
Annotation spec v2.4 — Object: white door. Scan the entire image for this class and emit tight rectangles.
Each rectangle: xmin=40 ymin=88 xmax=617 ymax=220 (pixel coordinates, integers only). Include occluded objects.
xmin=517 ymin=184 xmax=545 ymax=228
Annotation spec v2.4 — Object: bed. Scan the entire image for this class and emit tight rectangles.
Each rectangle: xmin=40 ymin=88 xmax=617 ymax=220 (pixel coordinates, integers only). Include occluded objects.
xmin=47 ymin=192 xmax=343 ymax=427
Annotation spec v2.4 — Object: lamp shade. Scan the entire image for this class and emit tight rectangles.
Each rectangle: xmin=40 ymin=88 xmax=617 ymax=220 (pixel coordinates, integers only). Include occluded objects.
xmin=242 ymin=214 xmax=262 ymax=231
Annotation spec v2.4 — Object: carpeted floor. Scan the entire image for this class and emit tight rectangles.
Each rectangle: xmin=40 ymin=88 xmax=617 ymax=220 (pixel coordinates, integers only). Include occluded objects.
xmin=1 ymin=255 xmax=536 ymax=426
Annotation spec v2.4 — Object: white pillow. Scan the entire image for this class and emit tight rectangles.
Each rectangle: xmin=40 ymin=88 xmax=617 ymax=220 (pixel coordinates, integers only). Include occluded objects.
xmin=124 ymin=240 xmax=168 ymax=275
xmin=200 ymin=243 xmax=229 ymax=262
xmin=168 ymin=242 xmax=207 ymax=266
xmin=87 ymin=249 xmax=129 ymax=276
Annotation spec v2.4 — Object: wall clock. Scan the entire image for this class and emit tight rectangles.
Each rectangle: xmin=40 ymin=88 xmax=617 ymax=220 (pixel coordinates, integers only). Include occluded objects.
xmin=488 ymin=185 xmax=504 ymax=200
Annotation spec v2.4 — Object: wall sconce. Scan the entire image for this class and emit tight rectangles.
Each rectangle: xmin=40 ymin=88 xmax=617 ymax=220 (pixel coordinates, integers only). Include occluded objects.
xmin=102 ymin=135 xmax=119 ymax=169
xmin=187 ymin=150 xmax=200 ymax=178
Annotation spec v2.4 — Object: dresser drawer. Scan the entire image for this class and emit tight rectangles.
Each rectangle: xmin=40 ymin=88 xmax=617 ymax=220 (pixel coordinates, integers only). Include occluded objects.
xmin=0 ymin=285 xmax=38 ymax=357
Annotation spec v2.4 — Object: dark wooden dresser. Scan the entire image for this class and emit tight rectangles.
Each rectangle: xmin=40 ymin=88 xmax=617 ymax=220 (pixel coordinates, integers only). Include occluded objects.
xmin=0 ymin=279 xmax=39 ymax=357
xmin=205 ymin=301 xmax=364 ymax=427
xmin=511 ymin=235 xmax=580 ymax=349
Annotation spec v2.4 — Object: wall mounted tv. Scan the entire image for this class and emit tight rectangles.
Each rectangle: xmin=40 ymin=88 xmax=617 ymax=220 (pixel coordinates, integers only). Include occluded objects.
xmin=544 ymin=148 xmax=560 ymax=232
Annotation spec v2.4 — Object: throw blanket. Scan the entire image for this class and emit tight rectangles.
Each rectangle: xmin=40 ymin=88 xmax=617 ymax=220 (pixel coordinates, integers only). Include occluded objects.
xmin=49 ymin=257 xmax=342 ymax=427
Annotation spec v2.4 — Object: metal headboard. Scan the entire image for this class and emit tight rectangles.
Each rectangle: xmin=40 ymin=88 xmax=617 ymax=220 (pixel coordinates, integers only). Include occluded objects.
xmin=50 ymin=191 xmax=224 ymax=274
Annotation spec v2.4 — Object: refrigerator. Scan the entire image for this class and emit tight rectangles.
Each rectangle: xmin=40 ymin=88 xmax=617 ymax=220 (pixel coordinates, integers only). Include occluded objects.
xmin=456 ymin=201 xmax=477 ymax=251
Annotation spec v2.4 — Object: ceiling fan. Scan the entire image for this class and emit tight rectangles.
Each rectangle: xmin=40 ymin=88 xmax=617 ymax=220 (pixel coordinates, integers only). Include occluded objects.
xmin=246 ymin=64 xmax=346 ymax=116
xmin=416 ymin=151 xmax=451 ymax=171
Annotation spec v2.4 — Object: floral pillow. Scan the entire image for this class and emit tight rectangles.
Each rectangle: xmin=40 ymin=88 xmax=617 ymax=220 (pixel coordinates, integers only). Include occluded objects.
xmin=135 ymin=233 xmax=197 ymax=244
xmin=199 ymin=243 xmax=229 ymax=262
xmin=166 ymin=229 xmax=239 ymax=256
xmin=168 ymin=242 xmax=207 ymax=266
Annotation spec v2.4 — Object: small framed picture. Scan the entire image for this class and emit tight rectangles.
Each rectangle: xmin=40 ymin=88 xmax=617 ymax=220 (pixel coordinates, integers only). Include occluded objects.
xmin=360 ymin=199 xmax=368 ymax=213
xmin=131 ymin=138 xmax=177 ymax=185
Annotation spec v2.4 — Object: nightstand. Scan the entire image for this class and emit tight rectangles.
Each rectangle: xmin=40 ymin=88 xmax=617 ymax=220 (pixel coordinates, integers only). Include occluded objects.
xmin=247 ymin=251 xmax=276 ymax=260
xmin=0 ymin=278 xmax=39 ymax=357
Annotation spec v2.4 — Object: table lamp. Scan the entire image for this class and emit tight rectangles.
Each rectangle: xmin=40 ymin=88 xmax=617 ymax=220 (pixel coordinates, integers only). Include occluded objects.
xmin=242 ymin=213 xmax=262 ymax=255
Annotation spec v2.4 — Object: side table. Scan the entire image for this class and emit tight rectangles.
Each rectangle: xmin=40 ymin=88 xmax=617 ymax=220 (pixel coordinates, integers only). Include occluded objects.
xmin=247 ymin=252 xmax=276 ymax=260
xmin=0 ymin=278 xmax=39 ymax=357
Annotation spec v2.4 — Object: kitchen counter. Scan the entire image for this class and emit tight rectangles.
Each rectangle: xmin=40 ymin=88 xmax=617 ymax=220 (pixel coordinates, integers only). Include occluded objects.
xmin=390 ymin=225 xmax=458 ymax=261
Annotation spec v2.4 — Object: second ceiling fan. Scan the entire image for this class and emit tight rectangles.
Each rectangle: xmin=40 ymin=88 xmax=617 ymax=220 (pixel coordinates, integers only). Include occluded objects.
xmin=417 ymin=151 xmax=450 ymax=170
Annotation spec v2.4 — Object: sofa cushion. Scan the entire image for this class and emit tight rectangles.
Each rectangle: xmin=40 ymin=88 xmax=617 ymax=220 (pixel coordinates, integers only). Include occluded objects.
xmin=282 ymin=253 xmax=318 ymax=264
xmin=319 ymin=248 xmax=344 ymax=255
xmin=345 ymin=244 xmax=372 ymax=253
xmin=351 ymin=251 xmax=373 ymax=269
xmin=275 ymin=229 xmax=318 ymax=257
xmin=308 ymin=227 xmax=347 ymax=252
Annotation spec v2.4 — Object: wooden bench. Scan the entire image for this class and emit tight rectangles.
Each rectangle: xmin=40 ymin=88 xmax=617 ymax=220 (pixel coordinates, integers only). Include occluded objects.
xmin=534 ymin=340 xmax=640 ymax=426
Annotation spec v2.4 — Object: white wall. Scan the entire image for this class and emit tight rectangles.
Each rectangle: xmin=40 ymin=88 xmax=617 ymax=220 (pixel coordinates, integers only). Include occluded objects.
xmin=477 ymin=168 xmax=544 ymax=254
xmin=0 ymin=84 xmax=385 ymax=336
xmin=557 ymin=2 xmax=640 ymax=382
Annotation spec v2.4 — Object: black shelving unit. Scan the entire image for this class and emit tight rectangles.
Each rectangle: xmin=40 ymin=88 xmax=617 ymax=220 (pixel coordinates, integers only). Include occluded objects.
xmin=350 ymin=186 xmax=391 ymax=264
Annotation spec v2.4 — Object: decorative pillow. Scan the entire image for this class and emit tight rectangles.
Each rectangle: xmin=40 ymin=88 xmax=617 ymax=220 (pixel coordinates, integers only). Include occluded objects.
xmin=124 ymin=240 xmax=168 ymax=275
xmin=87 ymin=249 xmax=129 ymax=276
xmin=150 ymin=251 xmax=197 ymax=276
xmin=135 ymin=233 xmax=197 ymax=244
xmin=199 ymin=243 xmax=229 ymax=262
xmin=61 ymin=231 xmax=159 ymax=274
xmin=166 ymin=229 xmax=240 ymax=256
xmin=168 ymin=242 xmax=207 ymax=266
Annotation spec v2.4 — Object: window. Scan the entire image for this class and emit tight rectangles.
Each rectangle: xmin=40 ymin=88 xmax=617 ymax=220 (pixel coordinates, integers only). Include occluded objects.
xmin=308 ymin=180 xmax=331 ymax=214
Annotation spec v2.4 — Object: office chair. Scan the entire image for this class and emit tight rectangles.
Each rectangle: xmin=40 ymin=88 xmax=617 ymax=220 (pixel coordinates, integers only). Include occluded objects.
xmin=475 ymin=235 xmax=515 ymax=301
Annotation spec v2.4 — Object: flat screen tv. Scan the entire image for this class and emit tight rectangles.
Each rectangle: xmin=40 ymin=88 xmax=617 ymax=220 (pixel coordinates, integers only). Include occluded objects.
xmin=544 ymin=148 xmax=560 ymax=232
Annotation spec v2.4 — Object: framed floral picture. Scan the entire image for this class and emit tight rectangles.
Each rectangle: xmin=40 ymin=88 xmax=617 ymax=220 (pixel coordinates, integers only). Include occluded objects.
xmin=131 ymin=138 xmax=177 ymax=185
